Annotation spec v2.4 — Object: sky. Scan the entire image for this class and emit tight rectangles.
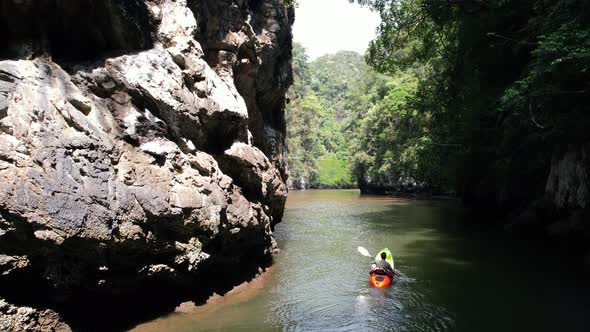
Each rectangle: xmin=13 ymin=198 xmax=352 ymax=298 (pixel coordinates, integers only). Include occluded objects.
xmin=293 ymin=0 xmax=381 ymax=60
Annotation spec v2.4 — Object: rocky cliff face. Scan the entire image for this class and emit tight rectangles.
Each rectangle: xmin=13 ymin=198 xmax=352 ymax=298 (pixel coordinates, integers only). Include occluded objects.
xmin=0 ymin=0 xmax=293 ymax=330
xmin=498 ymin=145 xmax=590 ymax=265
xmin=546 ymin=146 xmax=589 ymax=212
xmin=358 ymin=176 xmax=428 ymax=196
xmin=533 ymin=146 xmax=590 ymax=239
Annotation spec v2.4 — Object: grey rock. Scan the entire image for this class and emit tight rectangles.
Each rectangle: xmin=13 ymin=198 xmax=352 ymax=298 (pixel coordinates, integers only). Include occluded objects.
xmin=221 ymin=142 xmax=288 ymax=224
xmin=0 ymin=298 xmax=71 ymax=332
xmin=546 ymin=146 xmax=589 ymax=209
xmin=0 ymin=0 xmax=292 ymax=328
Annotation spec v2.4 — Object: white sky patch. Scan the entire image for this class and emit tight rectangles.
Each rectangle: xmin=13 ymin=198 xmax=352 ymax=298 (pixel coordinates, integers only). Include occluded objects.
xmin=293 ymin=0 xmax=381 ymax=60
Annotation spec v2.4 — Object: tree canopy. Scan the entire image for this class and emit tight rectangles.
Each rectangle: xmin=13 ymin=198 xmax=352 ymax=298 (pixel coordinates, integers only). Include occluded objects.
xmin=286 ymin=44 xmax=433 ymax=192
xmin=341 ymin=0 xmax=590 ymax=207
xmin=288 ymin=0 xmax=589 ymax=212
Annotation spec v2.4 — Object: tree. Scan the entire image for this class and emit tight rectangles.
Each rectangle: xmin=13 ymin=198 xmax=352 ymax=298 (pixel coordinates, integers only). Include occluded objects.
xmin=350 ymin=0 xmax=590 ymax=209
xmin=286 ymin=43 xmax=324 ymax=188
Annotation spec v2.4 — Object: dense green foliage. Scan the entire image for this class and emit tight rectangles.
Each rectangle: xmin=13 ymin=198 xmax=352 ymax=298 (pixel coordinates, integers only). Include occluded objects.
xmin=286 ymin=44 xmax=430 ymax=191
xmin=347 ymin=0 xmax=590 ymax=207
xmin=315 ymin=157 xmax=354 ymax=188
xmin=286 ymin=43 xmax=324 ymax=188
xmin=286 ymin=46 xmax=365 ymax=188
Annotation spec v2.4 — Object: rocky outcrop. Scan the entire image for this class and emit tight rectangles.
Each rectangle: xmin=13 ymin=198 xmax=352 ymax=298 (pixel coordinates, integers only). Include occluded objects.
xmin=0 ymin=0 xmax=292 ymax=329
xmin=358 ymin=174 xmax=430 ymax=196
xmin=0 ymin=299 xmax=71 ymax=332
xmin=546 ymin=146 xmax=589 ymax=211
xmin=287 ymin=175 xmax=309 ymax=190
xmin=542 ymin=146 xmax=590 ymax=237
xmin=188 ymin=0 xmax=293 ymax=179
xmin=505 ymin=145 xmax=590 ymax=264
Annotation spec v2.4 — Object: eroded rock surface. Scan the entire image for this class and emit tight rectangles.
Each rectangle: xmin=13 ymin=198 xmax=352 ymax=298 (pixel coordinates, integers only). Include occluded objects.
xmin=508 ymin=145 xmax=590 ymax=249
xmin=546 ymin=146 xmax=589 ymax=210
xmin=0 ymin=0 xmax=292 ymax=329
xmin=0 ymin=299 xmax=71 ymax=332
xmin=542 ymin=146 xmax=590 ymax=237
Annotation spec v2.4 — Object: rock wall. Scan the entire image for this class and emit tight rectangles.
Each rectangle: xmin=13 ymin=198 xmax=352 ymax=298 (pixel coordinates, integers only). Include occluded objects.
xmin=502 ymin=145 xmax=590 ymax=265
xmin=358 ymin=175 xmax=428 ymax=196
xmin=539 ymin=146 xmax=590 ymax=238
xmin=546 ymin=146 xmax=589 ymax=211
xmin=0 ymin=0 xmax=293 ymax=329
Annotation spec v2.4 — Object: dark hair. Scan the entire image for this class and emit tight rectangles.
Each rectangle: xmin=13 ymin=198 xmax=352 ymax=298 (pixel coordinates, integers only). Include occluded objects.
xmin=380 ymin=252 xmax=387 ymax=259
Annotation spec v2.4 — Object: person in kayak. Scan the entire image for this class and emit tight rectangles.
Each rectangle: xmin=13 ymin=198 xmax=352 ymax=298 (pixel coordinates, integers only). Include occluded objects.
xmin=372 ymin=252 xmax=394 ymax=273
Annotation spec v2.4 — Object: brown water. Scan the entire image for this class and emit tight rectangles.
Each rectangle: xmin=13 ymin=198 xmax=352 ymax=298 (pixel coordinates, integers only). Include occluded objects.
xmin=133 ymin=190 xmax=590 ymax=331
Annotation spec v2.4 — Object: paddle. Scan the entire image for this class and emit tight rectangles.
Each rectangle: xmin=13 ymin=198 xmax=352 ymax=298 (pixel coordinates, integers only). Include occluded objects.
xmin=357 ymin=246 xmax=372 ymax=258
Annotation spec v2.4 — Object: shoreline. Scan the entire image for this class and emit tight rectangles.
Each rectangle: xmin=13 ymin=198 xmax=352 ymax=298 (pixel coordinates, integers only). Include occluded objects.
xmin=289 ymin=187 xmax=459 ymax=201
xmin=131 ymin=266 xmax=276 ymax=331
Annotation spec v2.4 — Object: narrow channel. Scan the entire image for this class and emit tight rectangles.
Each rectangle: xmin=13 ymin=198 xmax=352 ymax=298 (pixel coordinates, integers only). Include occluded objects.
xmin=133 ymin=190 xmax=590 ymax=331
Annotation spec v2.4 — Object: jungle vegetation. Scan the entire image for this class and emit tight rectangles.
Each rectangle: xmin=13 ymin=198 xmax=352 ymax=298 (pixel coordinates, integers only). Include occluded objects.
xmin=287 ymin=0 xmax=590 ymax=213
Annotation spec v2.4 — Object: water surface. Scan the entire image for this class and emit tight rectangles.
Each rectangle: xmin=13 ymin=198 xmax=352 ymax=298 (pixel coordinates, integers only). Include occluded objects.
xmin=133 ymin=190 xmax=590 ymax=331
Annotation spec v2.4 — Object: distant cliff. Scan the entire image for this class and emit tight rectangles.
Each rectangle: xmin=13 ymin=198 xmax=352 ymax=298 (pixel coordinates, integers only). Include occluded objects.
xmin=0 ymin=0 xmax=293 ymax=330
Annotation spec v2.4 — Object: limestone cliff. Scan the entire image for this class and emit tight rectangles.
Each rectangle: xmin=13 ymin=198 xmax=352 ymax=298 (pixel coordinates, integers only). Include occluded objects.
xmin=511 ymin=146 xmax=590 ymax=240
xmin=0 ymin=0 xmax=293 ymax=330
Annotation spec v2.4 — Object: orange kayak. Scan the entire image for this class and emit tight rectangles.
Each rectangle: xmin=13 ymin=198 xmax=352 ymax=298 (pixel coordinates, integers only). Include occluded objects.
xmin=369 ymin=274 xmax=392 ymax=288
xmin=369 ymin=248 xmax=395 ymax=288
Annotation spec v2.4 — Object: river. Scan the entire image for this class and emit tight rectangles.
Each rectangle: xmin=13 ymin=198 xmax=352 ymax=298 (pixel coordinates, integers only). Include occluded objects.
xmin=133 ymin=190 xmax=590 ymax=331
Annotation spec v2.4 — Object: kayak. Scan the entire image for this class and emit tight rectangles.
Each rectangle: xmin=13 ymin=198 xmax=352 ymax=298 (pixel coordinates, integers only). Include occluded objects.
xmin=369 ymin=274 xmax=392 ymax=288
xmin=369 ymin=248 xmax=395 ymax=288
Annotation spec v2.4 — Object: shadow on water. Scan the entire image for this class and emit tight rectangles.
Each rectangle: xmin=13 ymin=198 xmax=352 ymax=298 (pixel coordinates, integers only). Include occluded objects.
xmin=133 ymin=190 xmax=590 ymax=332
xmin=351 ymin=197 xmax=590 ymax=332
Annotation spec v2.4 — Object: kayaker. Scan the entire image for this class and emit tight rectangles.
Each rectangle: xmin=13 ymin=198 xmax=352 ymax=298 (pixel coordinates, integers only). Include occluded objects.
xmin=372 ymin=252 xmax=394 ymax=273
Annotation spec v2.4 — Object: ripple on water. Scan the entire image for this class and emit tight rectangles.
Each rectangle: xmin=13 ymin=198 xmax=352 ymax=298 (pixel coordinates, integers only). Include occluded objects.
xmin=266 ymin=264 xmax=454 ymax=332
xmin=133 ymin=191 xmax=461 ymax=332
xmin=263 ymin=192 xmax=457 ymax=332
